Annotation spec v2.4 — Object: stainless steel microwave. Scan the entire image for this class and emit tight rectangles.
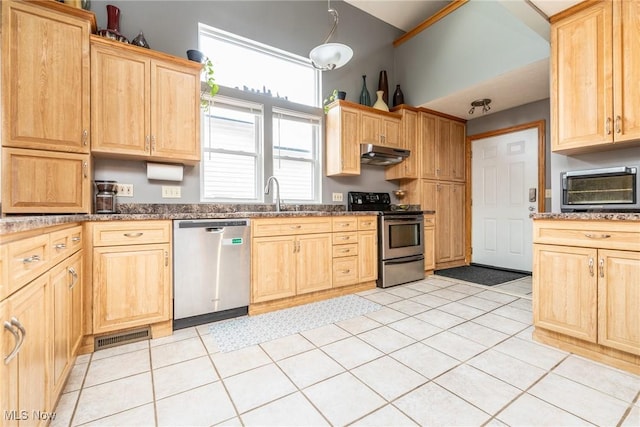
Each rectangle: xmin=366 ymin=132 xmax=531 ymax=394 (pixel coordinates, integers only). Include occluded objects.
xmin=561 ymin=166 xmax=639 ymax=212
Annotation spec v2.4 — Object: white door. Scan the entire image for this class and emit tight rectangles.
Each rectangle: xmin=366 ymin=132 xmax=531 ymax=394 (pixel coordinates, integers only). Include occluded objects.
xmin=471 ymin=127 xmax=538 ymax=272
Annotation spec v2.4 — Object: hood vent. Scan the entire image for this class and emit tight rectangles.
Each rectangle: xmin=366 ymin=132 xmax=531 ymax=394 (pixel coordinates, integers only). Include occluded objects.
xmin=360 ymin=144 xmax=410 ymax=166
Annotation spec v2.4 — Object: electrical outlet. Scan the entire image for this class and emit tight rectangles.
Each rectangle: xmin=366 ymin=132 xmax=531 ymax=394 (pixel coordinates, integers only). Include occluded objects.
xmin=545 ymin=188 xmax=551 ymax=198
xmin=116 ymin=184 xmax=134 ymax=197
xmin=162 ymin=186 xmax=181 ymax=198
xmin=332 ymin=192 xmax=344 ymax=202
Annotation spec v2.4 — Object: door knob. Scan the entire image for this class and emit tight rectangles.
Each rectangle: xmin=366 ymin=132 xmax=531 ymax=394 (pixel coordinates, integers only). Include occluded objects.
xmin=528 ymin=206 xmax=535 ymax=211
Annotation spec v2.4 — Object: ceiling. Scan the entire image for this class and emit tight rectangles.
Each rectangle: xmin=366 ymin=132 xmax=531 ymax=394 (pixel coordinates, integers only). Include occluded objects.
xmin=344 ymin=0 xmax=582 ymax=120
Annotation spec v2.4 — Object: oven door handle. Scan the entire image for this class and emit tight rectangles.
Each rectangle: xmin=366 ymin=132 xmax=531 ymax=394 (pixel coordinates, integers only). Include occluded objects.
xmin=383 ymin=255 xmax=424 ymax=265
xmin=383 ymin=218 xmax=424 ymax=223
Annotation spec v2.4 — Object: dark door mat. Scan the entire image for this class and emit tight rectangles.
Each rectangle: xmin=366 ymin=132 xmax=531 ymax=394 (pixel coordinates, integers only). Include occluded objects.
xmin=435 ymin=265 xmax=530 ymax=286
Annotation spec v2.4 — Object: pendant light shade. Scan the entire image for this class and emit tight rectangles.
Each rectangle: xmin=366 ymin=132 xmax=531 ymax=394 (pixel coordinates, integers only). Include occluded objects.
xmin=310 ymin=1 xmax=352 ymax=71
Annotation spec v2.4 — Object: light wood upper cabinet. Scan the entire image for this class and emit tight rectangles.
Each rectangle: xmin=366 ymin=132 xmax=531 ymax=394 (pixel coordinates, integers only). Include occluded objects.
xmin=1 ymin=1 xmax=91 ymax=154
xmin=90 ymin=36 xmax=202 ymax=164
xmin=419 ymin=112 xmax=437 ymax=179
xmin=326 ymin=104 xmax=360 ymax=176
xmin=418 ymin=113 xmax=465 ymax=181
xmin=386 ymin=107 xmax=418 ymax=180
xmin=1 ymin=148 xmax=92 ymax=214
xmin=361 ymin=111 xmax=401 ymax=147
xmin=551 ymin=0 xmax=640 ymax=153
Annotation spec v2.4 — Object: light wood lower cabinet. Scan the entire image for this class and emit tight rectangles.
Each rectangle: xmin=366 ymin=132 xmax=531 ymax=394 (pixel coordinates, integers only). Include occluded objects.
xmin=423 ymin=180 xmax=465 ymax=268
xmin=1 ymin=274 xmax=49 ymax=427
xmin=532 ymin=219 xmax=640 ymax=373
xmin=424 ymin=214 xmax=436 ymax=272
xmin=357 ymin=217 xmax=378 ymax=283
xmin=91 ymin=221 xmax=172 ymax=335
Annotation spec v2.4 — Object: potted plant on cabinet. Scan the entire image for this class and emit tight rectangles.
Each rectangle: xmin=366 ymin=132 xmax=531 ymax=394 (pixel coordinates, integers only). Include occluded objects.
xmin=187 ymin=49 xmax=219 ymax=109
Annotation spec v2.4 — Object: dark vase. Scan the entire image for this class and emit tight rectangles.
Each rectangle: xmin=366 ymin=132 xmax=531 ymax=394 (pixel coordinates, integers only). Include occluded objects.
xmin=359 ymin=75 xmax=371 ymax=107
xmin=378 ymin=70 xmax=389 ymax=105
xmin=106 ymin=4 xmax=121 ymax=33
xmin=131 ymin=31 xmax=150 ymax=49
xmin=186 ymin=49 xmax=205 ymax=63
xmin=337 ymin=91 xmax=346 ymax=100
xmin=392 ymin=84 xmax=405 ymax=107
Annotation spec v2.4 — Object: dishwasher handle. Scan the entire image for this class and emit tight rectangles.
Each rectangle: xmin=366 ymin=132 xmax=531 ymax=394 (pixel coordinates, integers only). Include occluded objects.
xmin=205 ymin=227 xmax=224 ymax=233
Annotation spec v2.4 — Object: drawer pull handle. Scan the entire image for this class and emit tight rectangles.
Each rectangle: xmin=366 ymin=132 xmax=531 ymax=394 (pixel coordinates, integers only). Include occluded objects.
xmin=599 ymin=259 xmax=604 ymax=278
xmin=606 ymin=117 xmax=612 ymax=135
xmin=340 ymin=223 xmax=350 ymax=227
xmin=615 ymin=115 xmax=621 ymax=134
xmin=71 ymin=237 xmax=81 ymax=242
xmin=584 ymin=234 xmax=611 ymax=239
xmin=23 ymin=255 xmax=41 ymax=264
xmin=341 ymin=236 xmax=351 ymax=240
xmin=68 ymin=267 xmax=78 ymax=289
xmin=291 ymin=225 xmax=302 ymax=229
xmin=165 ymin=251 xmax=169 ymax=267
xmin=82 ymin=129 xmax=88 ymax=146
xmin=588 ymin=258 xmax=594 ymax=276
xmin=341 ymin=269 xmax=351 ymax=274
xmin=124 ymin=232 xmax=144 ymax=238
xmin=83 ymin=161 xmax=88 ymax=179
xmin=362 ymin=222 xmax=371 ymax=226
xmin=54 ymin=243 xmax=67 ymax=250
xmin=4 ymin=318 xmax=25 ymax=365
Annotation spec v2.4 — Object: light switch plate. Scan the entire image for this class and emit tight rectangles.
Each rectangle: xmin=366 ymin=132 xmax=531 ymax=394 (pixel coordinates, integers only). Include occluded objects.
xmin=545 ymin=189 xmax=551 ymax=198
xmin=332 ymin=192 xmax=343 ymax=202
xmin=162 ymin=186 xmax=181 ymax=198
xmin=116 ymin=184 xmax=134 ymax=197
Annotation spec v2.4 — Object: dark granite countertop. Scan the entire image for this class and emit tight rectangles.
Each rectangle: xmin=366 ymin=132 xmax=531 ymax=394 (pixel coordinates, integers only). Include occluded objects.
xmin=531 ymin=212 xmax=640 ymax=221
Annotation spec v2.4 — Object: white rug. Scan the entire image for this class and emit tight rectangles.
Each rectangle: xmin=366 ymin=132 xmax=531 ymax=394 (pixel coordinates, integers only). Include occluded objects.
xmin=209 ymin=294 xmax=381 ymax=352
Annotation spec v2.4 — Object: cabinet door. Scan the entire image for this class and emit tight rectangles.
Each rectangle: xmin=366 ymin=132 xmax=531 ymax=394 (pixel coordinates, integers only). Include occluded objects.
xmin=424 ymin=225 xmax=436 ymax=271
xmin=326 ymin=106 xmax=360 ymax=176
xmin=252 ymin=236 xmax=296 ymax=303
xmin=613 ymin=0 xmax=640 ymax=143
xmin=551 ymin=1 xmax=613 ymax=152
xmin=151 ymin=60 xmax=201 ymax=163
xmin=451 ymin=182 xmax=466 ymax=261
xmin=419 ymin=113 xmax=437 ymax=179
xmin=435 ymin=183 xmax=452 ymax=263
xmin=1 ymin=275 xmax=50 ymax=427
xmin=69 ymin=252 xmax=83 ymax=357
xmin=361 ymin=112 xmax=380 ymax=144
xmin=381 ymin=117 xmax=400 ymax=147
xmin=357 ymin=230 xmax=378 ymax=283
xmin=297 ymin=234 xmax=332 ymax=294
xmin=597 ymin=249 xmax=640 ymax=355
xmin=91 ymin=43 xmax=150 ymax=156
xmin=2 ymin=148 xmax=91 ymax=214
xmin=533 ymin=244 xmax=598 ymax=342
xmin=2 ymin=1 xmax=90 ymax=153
xmin=50 ymin=259 xmax=72 ymax=400
xmin=436 ymin=118 xmax=453 ymax=180
xmin=93 ymin=244 xmax=171 ymax=334
xmin=450 ymin=121 xmax=466 ymax=181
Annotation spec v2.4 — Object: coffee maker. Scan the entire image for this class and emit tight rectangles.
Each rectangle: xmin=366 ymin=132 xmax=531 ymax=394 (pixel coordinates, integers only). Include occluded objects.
xmin=94 ymin=180 xmax=117 ymax=213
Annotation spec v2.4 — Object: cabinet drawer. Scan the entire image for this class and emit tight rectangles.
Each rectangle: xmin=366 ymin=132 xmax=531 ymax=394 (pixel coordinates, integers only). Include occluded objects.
xmin=92 ymin=221 xmax=171 ymax=246
xmin=252 ymin=217 xmax=332 ymax=237
xmin=333 ymin=232 xmax=358 ymax=245
xmin=332 ymin=217 xmax=358 ymax=231
xmin=333 ymin=256 xmax=358 ymax=287
xmin=533 ymin=220 xmax=640 ymax=251
xmin=358 ymin=216 xmax=377 ymax=231
xmin=50 ymin=225 xmax=82 ymax=266
xmin=332 ymin=243 xmax=358 ymax=258
xmin=6 ymin=234 xmax=50 ymax=296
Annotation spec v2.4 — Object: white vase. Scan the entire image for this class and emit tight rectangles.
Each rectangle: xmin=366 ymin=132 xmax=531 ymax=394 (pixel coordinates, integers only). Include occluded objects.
xmin=372 ymin=90 xmax=389 ymax=112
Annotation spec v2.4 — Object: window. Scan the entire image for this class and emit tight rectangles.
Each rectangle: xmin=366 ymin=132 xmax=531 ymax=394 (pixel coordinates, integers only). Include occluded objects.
xmin=201 ymin=96 xmax=263 ymax=201
xmin=199 ymin=24 xmax=321 ymax=107
xmin=273 ymin=109 xmax=321 ymax=202
xmin=199 ymin=24 xmax=323 ymax=204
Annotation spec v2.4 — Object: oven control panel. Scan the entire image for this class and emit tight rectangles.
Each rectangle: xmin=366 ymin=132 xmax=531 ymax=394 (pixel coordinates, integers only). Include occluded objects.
xmin=348 ymin=192 xmax=391 ymax=208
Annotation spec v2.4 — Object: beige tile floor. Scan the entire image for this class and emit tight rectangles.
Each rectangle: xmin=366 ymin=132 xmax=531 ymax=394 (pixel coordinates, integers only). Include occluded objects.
xmin=53 ymin=276 xmax=640 ymax=427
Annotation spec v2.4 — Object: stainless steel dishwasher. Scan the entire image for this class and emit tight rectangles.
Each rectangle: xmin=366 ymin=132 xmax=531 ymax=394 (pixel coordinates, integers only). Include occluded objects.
xmin=173 ymin=219 xmax=250 ymax=329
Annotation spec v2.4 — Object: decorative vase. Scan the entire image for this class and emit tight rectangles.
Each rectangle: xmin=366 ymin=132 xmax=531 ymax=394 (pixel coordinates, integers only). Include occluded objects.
xmin=392 ymin=84 xmax=405 ymax=107
xmin=97 ymin=5 xmax=129 ymax=43
xmin=186 ymin=50 xmax=205 ymax=63
xmin=378 ymin=70 xmax=389 ymax=105
xmin=337 ymin=91 xmax=346 ymax=100
xmin=131 ymin=31 xmax=150 ymax=49
xmin=359 ymin=75 xmax=371 ymax=107
xmin=372 ymin=90 xmax=389 ymax=112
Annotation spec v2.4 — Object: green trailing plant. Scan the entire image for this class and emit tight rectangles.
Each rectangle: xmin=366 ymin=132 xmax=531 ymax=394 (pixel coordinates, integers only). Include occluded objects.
xmin=201 ymin=57 xmax=219 ymax=109
xmin=323 ymin=89 xmax=339 ymax=114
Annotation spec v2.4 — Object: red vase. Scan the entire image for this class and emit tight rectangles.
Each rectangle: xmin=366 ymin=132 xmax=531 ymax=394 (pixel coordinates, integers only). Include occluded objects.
xmin=106 ymin=5 xmax=121 ymax=33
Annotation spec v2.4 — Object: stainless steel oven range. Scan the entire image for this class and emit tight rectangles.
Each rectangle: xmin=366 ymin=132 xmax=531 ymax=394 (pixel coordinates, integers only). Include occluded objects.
xmin=347 ymin=192 xmax=425 ymax=288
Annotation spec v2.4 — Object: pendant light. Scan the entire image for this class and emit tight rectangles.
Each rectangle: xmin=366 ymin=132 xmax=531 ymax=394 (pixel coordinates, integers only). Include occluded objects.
xmin=309 ymin=0 xmax=353 ymax=71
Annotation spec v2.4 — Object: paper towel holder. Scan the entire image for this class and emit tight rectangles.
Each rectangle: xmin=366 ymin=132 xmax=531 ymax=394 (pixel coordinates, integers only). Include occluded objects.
xmin=146 ymin=162 xmax=184 ymax=182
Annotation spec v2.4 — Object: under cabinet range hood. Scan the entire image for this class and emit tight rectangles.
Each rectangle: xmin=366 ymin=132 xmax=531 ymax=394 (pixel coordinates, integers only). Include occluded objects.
xmin=360 ymin=144 xmax=410 ymax=166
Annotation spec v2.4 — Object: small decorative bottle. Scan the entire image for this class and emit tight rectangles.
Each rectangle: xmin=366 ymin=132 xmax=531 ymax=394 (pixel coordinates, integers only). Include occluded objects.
xmin=131 ymin=31 xmax=150 ymax=49
xmin=392 ymin=84 xmax=405 ymax=107
xmin=372 ymin=90 xmax=389 ymax=112
xmin=359 ymin=75 xmax=371 ymax=107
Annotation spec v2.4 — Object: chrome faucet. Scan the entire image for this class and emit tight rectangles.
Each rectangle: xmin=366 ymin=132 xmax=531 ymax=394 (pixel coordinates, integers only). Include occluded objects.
xmin=264 ymin=176 xmax=281 ymax=212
